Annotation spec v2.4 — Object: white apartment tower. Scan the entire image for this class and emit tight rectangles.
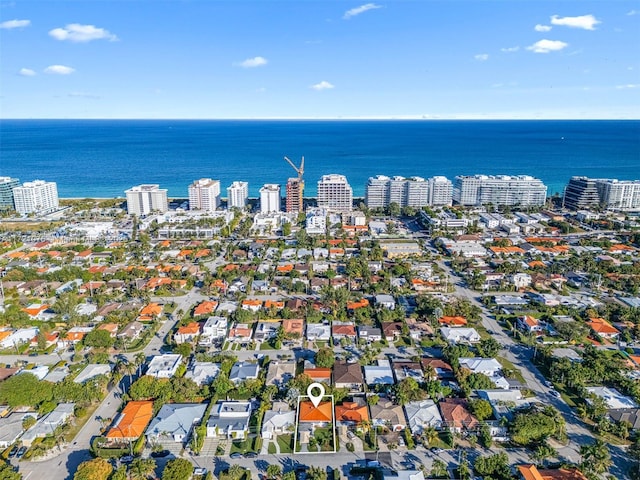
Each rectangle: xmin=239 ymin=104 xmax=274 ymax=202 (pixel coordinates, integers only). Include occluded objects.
xmin=365 ymin=175 xmax=450 ymax=209
xmin=406 ymin=177 xmax=430 ymax=207
xmin=125 ymin=184 xmax=168 ymax=216
xmin=317 ymin=174 xmax=353 ymax=213
xmin=453 ymin=175 xmax=547 ymax=207
xmin=227 ymin=181 xmax=249 ymax=209
xmin=13 ymin=180 xmax=59 ymax=215
xmin=189 ymin=178 xmax=220 ymax=212
xmin=259 ymin=184 xmax=281 ymax=213
xmin=365 ymin=175 xmax=390 ymax=209
xmin=427 ymin=176 xmax=453 ymax=206
xmin=596 ymin=179 xmax=640 ymax=212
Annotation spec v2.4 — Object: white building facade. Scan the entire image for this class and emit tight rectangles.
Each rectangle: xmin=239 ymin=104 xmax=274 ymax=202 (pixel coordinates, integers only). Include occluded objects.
xmin=453 ymin=175 xmax=547 ymax=207
xmin=317 ymin=174 xmax=353 ymax=213
xmin=226 ymin=181 xmax=249 ymax=209
xmin=13 ymin=180 xmax=59 ymax=215
xmin=188 ymin=178 xmax=220 ymax=212
xmin=260 ymin=184 xmax=281 ymax=213
xmin=365 ymin=175 xmax=451 ymax=209
xmin=125 ymin=184 xmax=168 ymax=216
xmin=596 ymin=179 xmax=640 ymax=212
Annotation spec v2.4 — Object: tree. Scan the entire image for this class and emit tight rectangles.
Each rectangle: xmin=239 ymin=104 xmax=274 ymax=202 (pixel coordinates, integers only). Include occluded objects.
xmin=531 ymin=443 xmax=557 ymax=468
xmin=74 ymin=458 xmax=113 ymax=480
xmin=0 ymin=372 xmax=53 ymax=408
xmin=129 ymin=458 xmax=157 ymax=480
xmin=0 ymin=459 xmax=21 ymax=480
xmin=83 ymin=329 xmax=115 ymax=349
xmin=469 ymin=399 xmax=493 ymax=421
xmin=393 ymin=378 xmax=425 ymax=405
xmin=473 ymin=452 xmax=510 ymax=480
xmin=306 ymin=466 xmax=327 ymax=480
xmin=580 ymin=439 xmax=612 ymax=476
xmin=477 ymin=337 xmax=500 ymax=358
xmin=162 ymin=458 xmax=194 ymax=480
xmin=510 ymin=407 xmax=564 ymax=446
xmin=226 ymin=465 xmax=244 ymax=480
xmin=430 ymin=460 xmax=448 ymax=478
xmin=266 ymin=465 xmax=282 ymax=479
xmin=110 ymin=466 xmax=127 ymax=480
xmin=315 ymin=347 xmax=335 ymax=368
xmin=282 ymin=472 xmax=296 ymax=480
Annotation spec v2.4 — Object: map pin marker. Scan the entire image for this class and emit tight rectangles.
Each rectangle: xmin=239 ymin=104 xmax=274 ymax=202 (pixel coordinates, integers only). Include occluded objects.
xmin=307 ymin=382 xmax=325 ymax=408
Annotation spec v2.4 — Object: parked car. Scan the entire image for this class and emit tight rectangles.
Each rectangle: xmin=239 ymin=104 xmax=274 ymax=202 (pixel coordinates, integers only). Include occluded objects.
xmin=244 ymin=452 xmax=258 ymax=458
xmin=16 ymin=447 xmax=27 ymax=458
xmin=8 ymin=446 xmax=18 ymax=458
xmin=229 ymin=452 xmax=243 ymax=459
xmin=194 ymin=468 xmax=208 ymax=476
xmin=150 ymin=450 xmax=171 ymax=458
xmin=120 ymin=455 xmax=134 ymax=463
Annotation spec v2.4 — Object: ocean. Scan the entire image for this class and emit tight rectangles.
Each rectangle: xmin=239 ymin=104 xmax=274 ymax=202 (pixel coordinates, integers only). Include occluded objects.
xmin=1 ymin=120 xmax=638 ymax=199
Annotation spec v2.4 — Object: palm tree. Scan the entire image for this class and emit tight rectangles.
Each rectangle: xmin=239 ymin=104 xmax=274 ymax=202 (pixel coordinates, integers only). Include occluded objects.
xmin=129 ymin=458 xmax=156 ymax=480
xmin=227 ymin=464 xmax=245 ymax=480
xmin=134 ymin=352 xmax=146 ymax=376
xmin=580 ymin=439 xmax=612 ymax=476
xmin=423 ymin=426 xmax=439 ymax=447
xmin=531 ymin=442 xmax=557 ymax=468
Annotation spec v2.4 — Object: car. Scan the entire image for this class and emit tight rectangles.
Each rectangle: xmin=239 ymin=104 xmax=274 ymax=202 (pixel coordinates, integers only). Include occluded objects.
xmin=243 ymin=452 xmax=258 ymax=458
xmin=151 ymin=450 xmax=171 ymax=458
xmin=28 ymin=352 xmax=39 ymax=357
xmin=8 ymin=446 xmax=18 ymax=458
xmin=194 ymin=468 xmax=208 ymax=476
xmin=230 ymin=452 xmax=243 ymax=459
xmin=550 ymin=390 xmax=561 ymax=397
xmin=16 ymin=447 xmax=27 ymax=458
xmin=120 ymin=455 xmax=134 ymax=463
xmin=430 ymin=447 xmax=444 ymax=454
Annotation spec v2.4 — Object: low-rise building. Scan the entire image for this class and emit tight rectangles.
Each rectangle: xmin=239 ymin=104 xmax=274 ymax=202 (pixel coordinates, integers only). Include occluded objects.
xmin=146 ymin=403 xmax=207 ymax=444
xmin=405 ymin=399 xmax=443 ymax=434
xmin=185 ymin=362 xmax=221 ymax=386
xmin=146 ymin=354 xmax=183 ymax=378
xmin=207 ymin=401 xmax=252 ymax=439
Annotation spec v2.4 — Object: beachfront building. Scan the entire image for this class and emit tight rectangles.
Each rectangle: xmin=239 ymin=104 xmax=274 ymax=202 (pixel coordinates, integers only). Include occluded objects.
xmin=12 ymin=180 xmax=59 ymax=215
xmin=453 ymin=175 xmax=547 ymax=207
xmin=260 ymin=184 xmax=281 ymax=213
xmin=365 ymin=175 xmax=452 ymax=209
xmin=563 ymin=176 xmax=600 ymax=210
xmin=596 ymin=178 xmax=640 ymax=212
xmin=0 ymin=177 xmax=20 ymax=211
xmin=125 ymin=184 xmax=168 ymax=216
xmin=188 ymin=178 xmax=220 ymax=212
xmin=286 ymin=177 xmax=304 ymax=213
xmin=317 ymin=174 xmax=353 ymax=213
xmin=227 ymin=181 xmax=249 ymax=209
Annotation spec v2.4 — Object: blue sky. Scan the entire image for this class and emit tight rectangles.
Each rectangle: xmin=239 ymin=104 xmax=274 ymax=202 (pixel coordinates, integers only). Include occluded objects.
xmin=1 ymin=0 xmax=639 ymax=119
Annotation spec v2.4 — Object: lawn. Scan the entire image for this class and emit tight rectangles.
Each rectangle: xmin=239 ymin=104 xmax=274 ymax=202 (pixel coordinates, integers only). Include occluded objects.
xmin=496 ymin=356 xmax=526 ymax=384
xmin=277 ymin=434 xmax=293 ymax=454
xmin=229 ymin=436 xmax=261 ymax=454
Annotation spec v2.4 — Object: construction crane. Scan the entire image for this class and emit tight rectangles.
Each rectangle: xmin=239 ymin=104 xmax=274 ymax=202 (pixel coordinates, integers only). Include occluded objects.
xmin=284 ymin=156 xmax=304 ymax=181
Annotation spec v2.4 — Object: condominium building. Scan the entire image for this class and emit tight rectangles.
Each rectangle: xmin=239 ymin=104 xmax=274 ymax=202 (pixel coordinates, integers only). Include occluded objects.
xmin=453 ymin=175 xmax=547 ymax=207
xmin=596 ymin=179 xmax=640 ymax=212
xmin=260 ymin=184 xmax=281 ymax=213
xmin=563 ymin=177 xmax=600 ymax=210
xmin=188 ymin=178 xmax=220 ymax=212
xmin=227 ymin=181 xmax=248 ymax=209
xmin=13 ymin=180 xmax=59 ymax=215
xmin=0 ymin=177 xmax=20 ymax=211
xmin=317 ymin=174 xmax=353 ymax=213
xmin=125 ymin=184 xmax=168 ymax=216
xmin=286 ymin=178 xmax=304 ymax=213
xmin=365 ymin=175 xmax=451 ymax=209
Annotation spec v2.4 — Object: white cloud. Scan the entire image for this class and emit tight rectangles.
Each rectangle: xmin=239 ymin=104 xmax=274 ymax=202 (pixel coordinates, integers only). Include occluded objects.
xmin=310 ymin=81 xmax=335 ymax=91
xmin=616 ymin=84 xmax=640 ymax=89
xmin=18 ymin=68 xmax=36 ymax=76
xmin=627 ymin=10 xmax=638 ymax=16
xmin=44 ymin=65 xmax=75 ymax=75
xmin=68 ymin=92 xmax=100 ymax=99
xmin=526 ymin=39 xmax=568 ymax=53
xmin=534 ymin=24 xmax=552 ymax=32
xmin=235 ymin=56 xmax=268 ymax=68
xmin=343 ymin=3 xmax=382 ymax=20
xmin=550 ymin=14 xmax=600 ymax=30
xmin=501 ymin=46 xmax=520 ymax=53
xmin=0 ymin=19 xmax=30 ymax=29
xmin=49 ymin=23 xmax=118 ymax=42
xmin=474 ymin=54 xmax=489 ymax=61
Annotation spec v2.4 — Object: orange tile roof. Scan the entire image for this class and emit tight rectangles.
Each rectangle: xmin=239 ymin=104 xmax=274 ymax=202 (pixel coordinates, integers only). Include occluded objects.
xmin=140 ymin=303 xmax=163 ymax=316
xmin=332 ymin=324 xmax=356 ymax=336
xmin=299 ymin=401 xmax=333 ymax=422
xmin=489 ymin=246 xmax=526 ymax=254
xmin=77 ymin=250 xmax=92 ymax=257
xmin=65 ymin=331 xmax=86 ymax=342
xmin=264 ymin=300 xmax=284 ymax=309
xmin=7 ymin=251 xmax=25 ymax=259
xmin=194 ymin=301 xmax=218 ymax=316
xmin=518 ymin=465 xmax=588 ymax=480
xmin=439 ymin=316 xmax=467 ymax=326
xmin=0 ymin=331 xmax=12 ymax=342
xmin=176 ymin=322 xmax=201 ymax=335
xmin=47 ymin=251 xmax=62 ymax=257
xmin=587 ymin=317 xmax=620 ymax=335
xmin=195 ymin=249 xmax=211 ymax=258
xmin=439 ymin=399 xmax=478 ymax=430
xmin=88 ymin=265 xmax=107 ymax=274
xmin=159 ymin=240 xmax=171 ymax=248
xmin=525 ymin=237 xmax=562 ymax=244
xmin=277 ymin=264 xmax=294 ymax=273
xmin=304 ymin=368 xmax=332 ymax=379
xmin=178 ymin=249 xmax=194 ymax=257
xmin=229 ymin=326 xmax=252 ymax=338
xmin=528 ymin=261 xmax=546 ymax=268
xmin=106 ymin=401 xmax=154 ymax=440
xmin=347 ymin=298 xmax=369 ymax=310
xmin=282 ymin=319 xmax=304 ymax=335
xmin=22 ymin=304 xmax=50 ymax=317
xmin=223 ymin=264 xmax=239 ymax=271
xmin=335 ymin=402 xmax=369 ymax=423
xmin=609 ymin=244 xmax=635 ymax=252
xmin=98 ymin=323 xmax=119 ymax=334
xmin=242 ymin=299 xmax=263 ymax=307
xmin=144 ymin=277 xmax=172 ymax=290
xmin=522 ymin=315 xmax=539 ymax=327
xmin=329 ymin=248 xmax=345 ymax=255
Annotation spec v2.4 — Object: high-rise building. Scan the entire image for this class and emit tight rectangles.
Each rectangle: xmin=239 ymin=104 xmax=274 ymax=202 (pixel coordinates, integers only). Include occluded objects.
xmin=188 ymin=178 xmax=220 ymax=212
xmin=406 ymin=177 xmax=430 ymax=207
xmin=125 ymin=184 xmax=168 ymax=216
xmin=286 ymin=178 xmax=303 ymax=213
xmin=563 ymin=177 xmax=600 ymax=210
xmin=389 ymin=176 xmax=407 ymax=206
xmin=453 ymin=175 xmax=547 ymax=207
xmin=260 ymin=184 xmax=281 ymax=213
xmin=596 ymin=179 xmax=640 ymax=212
xmin=227 ymin=181 xmax=249 ymax=209
xmin=427 ymin=176 xmax=453 ymax=206
xmin=13 ymin=180 xmax=59 ymax=215
xmin=365 ymin=175 xmax=390 ymax=209
xmin=0 ymin=177 xmax=20 ymax=211
xmin=317 ymin=174 xmax=353 ymax=213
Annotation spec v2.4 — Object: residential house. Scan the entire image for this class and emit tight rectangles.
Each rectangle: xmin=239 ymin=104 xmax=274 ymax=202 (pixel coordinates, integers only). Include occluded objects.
xmin=97 ymin=323 xmax=119 ymax=338
xmin=146 ymin=354 xmax=183 ymax=379
xmin=587 ymin=317 xmax=620 ymax=339
xmin=206 ymin=401 xmax=252 ymax=439
xmin=229 ymin=323 xmax=253 ymax=342
xmin=185 ymin=362 xmax=221 ymax=386
xmin=608 ymin=409 xmax=640 ymax=430
xmin=21 ymin=403 xmax=75 ymax=447
xmin=357 ymin=326 xmax=382 ymax=343
xmin=174 ymin=322 xmax=201 ymax=344
xmin=335 ymin=398 xmax=369 ymax=427
xmin=517 ymin=465 xmax=588 ymax=480
xmin=458 ymin=357 xmax=502 ymax=377
xmin=57 ymin=326 xmax=93 ymax=349
xmin=375 ymin=294 xmax=396 ymax=310
xmin=380 ymin=322 xmax=403 ymax=342
xmin=370 ymin=397 xmax=406 ymax=432
xmin=282 ymin=319 xmax=305 ymax=339
xmin=229 ymin=361 xmax=259 ymax=384
xmin=298 ymin=401 xmax=333 ymax=427
xmin=405 ymin=399 xmax=443 ymax=434
xmin=438 ymin=316 xmax=468 ymax=327
xmin=194 ymin=300 xmax=218 ymax=317
xmin=392 ymin=360 xmax=424 ymax=382
xmin=517 ymin=315 xmax=544 ymax=335
xmin=438 ymin=398 xmax=478 ymax=433
xmin=266 ymin=360 xmax=296 ymax=388
xmin=0 ymin=412 xmax=33 ymax=448
xmin=364 ymin=359 xmax=395 ymax=386
xmin=254 ymin=321 xmax=281 ymax=342
xmin=440 ymin=327 xmax=481 ymax=345
xmin=303 ymin=366 xmax=332 ymax=384
xmin=333 ymin=361 xmax=364 ymax=391
xmin=199 ymin=316 xmax=228 ymax=346
xmin=332 ymin=321 xmax=357 ymax=340
xmin=0 ymin=327 xmax=39 ymax=349
xmin=117 ymin=321 xmax=145 ymax=342
xmin=261 ymin=402 xmax=296 ymax=439
xmin=306 ymin=322 xmax=331 ymax=342
xmin=585 ymin=386 xmax=638 ymax=409
xmin=241 ymin=298 xmax=263 ymax=312
xmin=43 ymin=366 xmax=70 ymax=383
xmin=74 ymin=364 xmax=113 ymax=384
xmin=421 ymin=358 xmax=454 ymax=380
xmin=146 ymin=403 xmax=207 ymax=444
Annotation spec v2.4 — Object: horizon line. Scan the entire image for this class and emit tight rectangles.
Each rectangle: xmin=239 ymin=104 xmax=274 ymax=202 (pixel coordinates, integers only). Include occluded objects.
xmin=2 ymin=117 xmax=640 ymax=121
